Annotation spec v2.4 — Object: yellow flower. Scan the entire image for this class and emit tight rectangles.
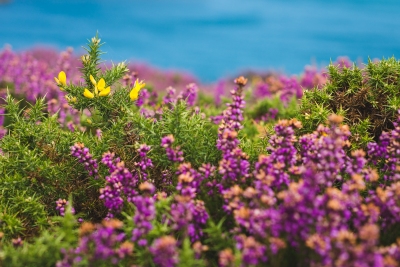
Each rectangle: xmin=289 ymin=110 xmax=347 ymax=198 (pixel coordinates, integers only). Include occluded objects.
xmin=83 ymin=88 xmax=94 ymax=99
xmin=98 ymin=86 xmax=111 ymax=97
xmin=130 ymin=79 xmax=146 ymax=101
xmin=54 ymin=71 xmax=67 ymax=88
xmin=83 ymin=75 xmax=111 ymax=98
xmin=90 ymin=75 xmax=97 ymax=87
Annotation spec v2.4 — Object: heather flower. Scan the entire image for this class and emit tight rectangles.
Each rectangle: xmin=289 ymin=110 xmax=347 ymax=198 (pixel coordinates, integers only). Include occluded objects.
xmin=161 ymin=134 xmax=184 ymax=163
xmin=299 ymin=115 xmax=350 ymax=187
xmin=176 ymin=163 xmax=204 ymax=196
xmin=198 ymin=163 xmax=216 ymax=180
xmin=216 ymin=78 xmax=250 ymax=194
xmin=140 ymin=107 xmax=155 ymax=118
xmin=136 ymin=88 xmax=150 ymax=107
xmin=56 ymin=198 xmax=75 ymax=216
xmin=189 ymin=200 xmax=209 ymax=242
xmin=235 ymin=205 xmax=281 ymax=240
xmin=235 ymin=234 xmax=267 ymax=266
xmin=99 ymin=158 xmax=138 ymax=216
xmin=101 ymin=151 xmax=120 ymax=173
xmin=170 ymin=196 xmax=209 ymax=242
xmin=254 ymin=81 xmax=271 ymax=98
xmin=214 ymin=80 xmax=225 ymax=106
xmin=70 ymin=143 xmax=99 ymax=179
xmin=178 ymin=83 xmax=198 ymax=106
xmin=368 ymin=111 xmax=400 ymax=182
xmin=345 ymin=149 xmax=367 ymax=175
xmin=99 ymin=174 xmax=124 ymax=217
xmin=218 ymin=146 xmax=250 ymax=187
xmin=368 ymin=182 xmax=400 ymax=228
xmin=219 ymin=248 xmax=235 ymax=267
xmin=279 ymin=75 xmax=302 ymax=102
xmin=135 ymin=144 xmax=154 ymax=181
xmin=172 ymin=163 xmax=209 ymax=241
xmin=222 ymin=185 xmax=245 ymax=213
xmin=335 ymin=56 xmax=352 ymax=69
xmin=253 ymin=119 xmax=301 ymax=189
xmin=163 ymin=86 xmax=177 ymax=106
xmin=300 ymin=67 xmax=326 ymax=89
xmin=150 ymin=236 xmax=179 ymax=267
xmin=131 ymin=182 xmax=156 ymax=246
xmin=379 ymin=240 xmax=400 ymax=267
xmin=57 ymin=220 xmax=132 ymax=266
xmin=259 ymin=108 xmax=278 ymax=122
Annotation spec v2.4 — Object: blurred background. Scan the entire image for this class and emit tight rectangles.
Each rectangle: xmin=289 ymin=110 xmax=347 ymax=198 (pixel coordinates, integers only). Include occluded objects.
xmin=1 ymin=0 xmax=400 ymax=82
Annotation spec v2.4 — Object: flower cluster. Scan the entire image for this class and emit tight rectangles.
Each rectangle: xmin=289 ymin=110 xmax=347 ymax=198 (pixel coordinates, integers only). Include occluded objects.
xmin=131 ymin=182 xmax=156 ymax=246
xmin=161 ymin=134 xmax=184 ymax=163
xmin=83 ymin=75 xmax=111 ymax=98
xmin=170 ymin=163 xmax=209 ymax=242
xmin=177 ymin=83 xmax=198 ymax=106
xmin=57 ymin=220 xmax=134 ymax=267
xmin=150 ymin=236 xmax=179 ymax=267
xmin=70 ymin=143 xmax=99 ymax=179
xmin=135 ymin=144 xmax=154 ymax=182
xmin=368 ymin=111 xmax=400 ymax=183
xmin=216 ymin=77 xmax=250 ymax=191
xmin=99 ymin=152 xmax=137 ymax=217
xmin=55 ymin=198 xmax=75 ymax=216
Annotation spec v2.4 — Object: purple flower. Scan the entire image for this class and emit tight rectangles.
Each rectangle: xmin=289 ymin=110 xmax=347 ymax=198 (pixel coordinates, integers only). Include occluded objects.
xmin=70 ymin=143 xmax=99 ymax=179
xmin=131 ymin=182 xmax=156 ymax=246
xmin=161 ymin=134 xmax=184 ymax=163
xmin=57 ymin=220 xmax=133 ymax=266
xmin=99 ymin=157 xmax=137 ymax=216
xmin=235 ymin=234 xmax=267 ymax=265
xmin=56 ymin=198 xmax=75 ymax=216
xmin=170 ymin=196 xmax=209 ymax=242
xmin=135 ymin=144 xmax=154 ymax=181
xmin=150 ymin=236 xmax=179 ymax=267
xmin=178 ymin=83 xmax=198 ymax=106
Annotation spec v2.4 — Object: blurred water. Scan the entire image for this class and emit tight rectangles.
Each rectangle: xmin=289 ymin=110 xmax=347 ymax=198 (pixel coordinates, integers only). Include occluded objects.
xmin=1 ymin=0 xmax=400 ymax=82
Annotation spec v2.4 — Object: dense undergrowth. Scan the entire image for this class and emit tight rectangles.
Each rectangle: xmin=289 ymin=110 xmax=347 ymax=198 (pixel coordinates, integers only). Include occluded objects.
xmin=0 ymin=36 xmax=399 ymax=266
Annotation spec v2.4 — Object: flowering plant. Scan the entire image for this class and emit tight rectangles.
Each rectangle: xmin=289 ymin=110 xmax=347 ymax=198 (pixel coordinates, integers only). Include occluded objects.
xmin=0 ymin=36 xmax=399 ymax=267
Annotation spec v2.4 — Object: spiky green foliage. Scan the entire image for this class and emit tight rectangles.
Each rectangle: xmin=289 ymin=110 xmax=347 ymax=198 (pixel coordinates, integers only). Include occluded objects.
xmin=297 ymin=57 xmax=400 ymax=148
xmin=129 ymin=101 xmax=220 ymax=170
xmin=0 ymin=203 xmax=78 ymax=267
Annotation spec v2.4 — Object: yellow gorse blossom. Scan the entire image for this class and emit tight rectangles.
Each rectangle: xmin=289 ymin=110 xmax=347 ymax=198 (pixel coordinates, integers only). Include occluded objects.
xmin=54 ymin=71 xmax=67 ymax=89
xmin=83 ymin=89 xmax=94 ymax=99
xmin=83 ymin=75 xmax=111 ymax=98
xmin=130 ymin=79 xmax=146 ymax=101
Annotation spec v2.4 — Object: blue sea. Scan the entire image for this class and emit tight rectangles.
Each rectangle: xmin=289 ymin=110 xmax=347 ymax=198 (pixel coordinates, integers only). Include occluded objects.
xmin=1 ymin=0 xmax=400 ymax=82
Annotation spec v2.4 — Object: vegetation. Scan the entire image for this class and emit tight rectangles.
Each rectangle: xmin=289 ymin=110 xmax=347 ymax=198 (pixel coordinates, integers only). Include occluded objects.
xmin=0 ymin=36 xmax=399 ymax=267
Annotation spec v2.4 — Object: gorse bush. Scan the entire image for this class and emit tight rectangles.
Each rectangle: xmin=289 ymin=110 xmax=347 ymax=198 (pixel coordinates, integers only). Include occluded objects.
xmin=0 ymin=36 xmax=400 ymax=266
xmin=298 ymin=57 xmax=400 ymax=149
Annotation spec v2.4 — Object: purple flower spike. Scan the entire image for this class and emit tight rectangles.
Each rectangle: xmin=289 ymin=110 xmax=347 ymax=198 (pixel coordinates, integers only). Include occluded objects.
xmin=131 ymin=182 xmax=156 ymax=245
xmin=70 ymin=143 xmax=99 ymax=179
xmin=150 ymin=236 xmax=179 ymax=267
xmin=161 ymin=134 xmax=184 ymax=163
